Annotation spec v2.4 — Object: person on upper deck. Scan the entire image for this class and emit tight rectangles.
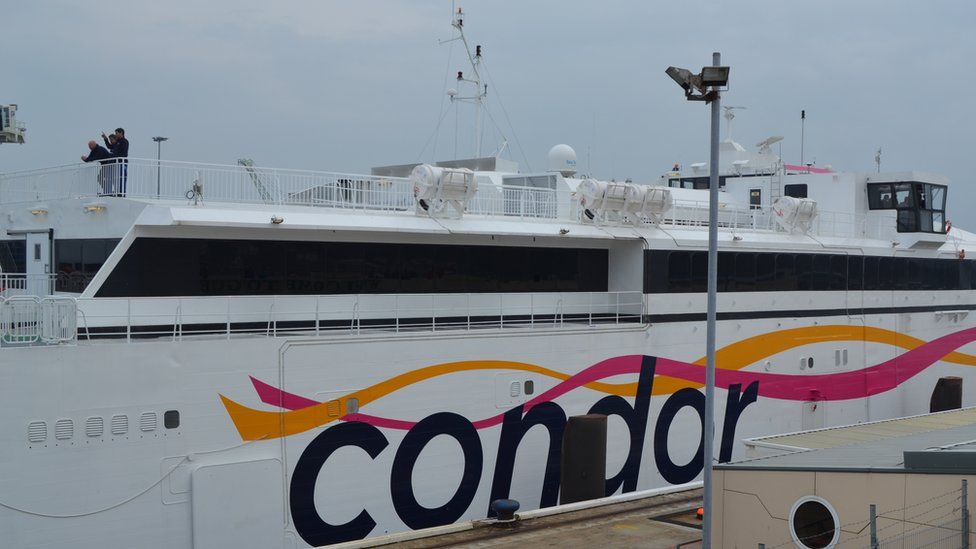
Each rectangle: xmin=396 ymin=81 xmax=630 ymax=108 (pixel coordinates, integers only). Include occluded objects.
xmin=81 ymin=140 xmax=115 ymax=194
xmin=101 ymin=127 xmax=129 ymax=196
xmin=81 ymin=140 xmax=112 ymax=163
xmin=102 ymin=128 xmax=128 ymax=157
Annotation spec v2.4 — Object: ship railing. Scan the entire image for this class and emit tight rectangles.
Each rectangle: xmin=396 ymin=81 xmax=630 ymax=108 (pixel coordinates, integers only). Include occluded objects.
xmin=0 ymin=159 xmax=569 ymax=220
xmin=72 ymin=291 xmax=645 ymax=341
xmin=655 ymin=199 xmax=889 ymax=239
xmin=0 ymin=273 xmax=58 ymax=297
xmin=1 ymin=160 xmax=892 ymax=236
xmin=0 ymin=295 xmax=77 ymax=346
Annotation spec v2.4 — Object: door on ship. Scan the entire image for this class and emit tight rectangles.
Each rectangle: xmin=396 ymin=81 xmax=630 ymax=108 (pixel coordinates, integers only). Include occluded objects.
xmin=25 ymin=231 xmax=51 ymax=296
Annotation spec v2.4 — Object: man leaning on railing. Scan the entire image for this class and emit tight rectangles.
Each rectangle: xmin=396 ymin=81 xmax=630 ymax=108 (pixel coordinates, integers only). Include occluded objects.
xmin=81 ymin=140 xmax=115 ymax=195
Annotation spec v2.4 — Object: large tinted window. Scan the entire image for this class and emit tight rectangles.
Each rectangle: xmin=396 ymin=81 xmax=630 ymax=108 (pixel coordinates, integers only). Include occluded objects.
xmin=96 ymin=238 xmax=609 ymax=297
xmin=0 ymin=240 xmax=26 ymax=273
xmin=644 ymin=250 xmax=975 ymax=294
xmin=55 ymin=238 xmax=121 ymax=292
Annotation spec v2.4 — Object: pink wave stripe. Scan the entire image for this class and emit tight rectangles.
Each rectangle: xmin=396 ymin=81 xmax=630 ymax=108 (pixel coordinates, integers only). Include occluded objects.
xmin=654 ymin=327 xmax=976 ymax=401
xmin=784 ymin=163 xmax=834 ymax=174
xmin=342 ymin=413 xmax=417 ymax=430
xmin=246 ymin=327 xmax=976 ymax=431
xmin=250 ymin=376 xmax=320 ymax=409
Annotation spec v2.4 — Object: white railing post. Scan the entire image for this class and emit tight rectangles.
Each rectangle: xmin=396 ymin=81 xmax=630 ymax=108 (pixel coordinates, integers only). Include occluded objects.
xmin=499 ymin=294 xmax=504 ymax=329
xmin=225 ymin=297 xmax=231 ymax=339
xmin=616 ymin=291 xmax=620 ymax=324
xmin=126 ymin=299 xmax=131 ymax=343
xmin=530 ymin=293 xmax=535 ymax=327
xmin=588 ymin=292 xmax=594 ymax=326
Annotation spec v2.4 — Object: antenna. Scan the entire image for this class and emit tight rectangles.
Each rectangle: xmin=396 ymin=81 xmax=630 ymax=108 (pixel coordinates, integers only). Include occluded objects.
xmin=800 ymin=109 xmax=806 ymax=168
xmin=722 ymin=106 xmax=746 ymax=141
xmin=440 ymin=7 xmax=488 ymax=158
xmin=875 ymin=147 xmax=882 ymax=173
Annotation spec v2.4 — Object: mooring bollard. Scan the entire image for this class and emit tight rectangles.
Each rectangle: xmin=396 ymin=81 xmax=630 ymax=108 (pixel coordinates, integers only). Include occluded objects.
xmin=560 ymin=414 xmax=607 ymax=505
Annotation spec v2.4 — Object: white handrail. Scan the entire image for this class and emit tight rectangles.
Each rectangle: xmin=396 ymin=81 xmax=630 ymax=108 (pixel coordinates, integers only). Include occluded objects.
xmin=64 ymin=291 xmax=644 ymax=341
xmin=0 ymin=159 xmax=891 ymax=238
xmin=0 ymin=159 xmax=567 ymax=221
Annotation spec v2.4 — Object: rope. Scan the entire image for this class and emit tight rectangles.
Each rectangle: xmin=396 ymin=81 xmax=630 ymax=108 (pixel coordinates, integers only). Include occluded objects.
xmin=0 ymin=436 xmax=265 ymax=518
xmin=480 ymin=59 xmax=532 ymax=172
xmin=764 ymin=487 xmax=964 ymax=549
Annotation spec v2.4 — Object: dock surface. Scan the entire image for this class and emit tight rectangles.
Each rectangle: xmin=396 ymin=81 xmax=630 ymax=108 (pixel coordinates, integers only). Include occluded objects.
xmin=365 ymin=488 xmax=703 ymax=548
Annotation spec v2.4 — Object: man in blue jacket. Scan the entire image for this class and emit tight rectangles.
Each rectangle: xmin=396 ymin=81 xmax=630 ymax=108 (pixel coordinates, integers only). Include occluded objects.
xmin=102 ymin=127 xmax=129 ymax=195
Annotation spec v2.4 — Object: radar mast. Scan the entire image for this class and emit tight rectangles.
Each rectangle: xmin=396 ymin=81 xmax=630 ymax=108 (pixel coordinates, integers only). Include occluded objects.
xmin=441 ymin=7 xmax=487 ymax=158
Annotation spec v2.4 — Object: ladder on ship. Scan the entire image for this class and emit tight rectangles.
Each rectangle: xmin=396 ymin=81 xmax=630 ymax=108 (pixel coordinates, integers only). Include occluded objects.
xmin=769 ymin=161 xmax=785 ymax=201
xmin=238 ymin=158 xmax=277 ymax=203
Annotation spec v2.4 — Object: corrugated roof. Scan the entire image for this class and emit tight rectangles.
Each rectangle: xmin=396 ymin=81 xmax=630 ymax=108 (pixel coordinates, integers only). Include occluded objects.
xmin=718 ymin=407 xmax=976 ymax=472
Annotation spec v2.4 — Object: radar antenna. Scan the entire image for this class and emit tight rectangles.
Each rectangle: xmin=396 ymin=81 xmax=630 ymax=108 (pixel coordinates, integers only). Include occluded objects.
xmin=440 ymin=7 xmax=488 ymax=157
xmin=756 ymin=135 xmax=785 ymax=155
xmin=875 ymin=147 xmax=882 ymax=173
xmin=722 ymin=106 xmax=746 ymax=141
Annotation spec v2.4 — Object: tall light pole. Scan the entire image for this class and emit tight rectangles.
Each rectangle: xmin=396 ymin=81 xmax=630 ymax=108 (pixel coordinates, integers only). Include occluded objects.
xmin=152 ymin=136 xmax=168 ymax=198
xmin=666 ymin=53 xmax=729 ymax=549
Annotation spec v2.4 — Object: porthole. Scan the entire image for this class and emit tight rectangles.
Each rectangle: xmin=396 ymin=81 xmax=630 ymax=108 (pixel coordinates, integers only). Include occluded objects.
xmin=524 ymin=380 xmax=535 ymax=395
xmin=163 ymin=410 xmax=180 ymax=429
xmin=790 ymin=496 xmax=839 ymax=549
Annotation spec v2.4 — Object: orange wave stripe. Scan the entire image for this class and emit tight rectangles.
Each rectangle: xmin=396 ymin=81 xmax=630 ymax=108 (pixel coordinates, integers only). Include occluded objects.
xmin=221 ymin=325 xmax=976 ymax=440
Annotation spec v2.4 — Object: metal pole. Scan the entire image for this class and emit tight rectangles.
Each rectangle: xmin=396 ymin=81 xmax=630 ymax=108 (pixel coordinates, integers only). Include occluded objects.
xmin=156 ymin=140 xmax=162 ymax=198
xmin=800 ymin=109 xmax=806 ymax=168
xmin=869 ymin=503 xmax=878 ymax=549
xmin=963 ymin=479 xmax=970 ymax=549
xmin=702 ymin=51 xmax=721 ymax=549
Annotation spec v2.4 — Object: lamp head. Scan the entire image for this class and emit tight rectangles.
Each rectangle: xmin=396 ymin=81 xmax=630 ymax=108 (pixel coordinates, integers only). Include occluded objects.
xmin=665 ymin=66 xmax=696 ymax=91
xmin=700 ymin=66 xmax=730 ymax=87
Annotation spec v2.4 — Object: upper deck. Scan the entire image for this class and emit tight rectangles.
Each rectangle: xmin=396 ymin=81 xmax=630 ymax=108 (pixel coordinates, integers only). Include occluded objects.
xmin=0 ymin=157 xmax=910 ymax=244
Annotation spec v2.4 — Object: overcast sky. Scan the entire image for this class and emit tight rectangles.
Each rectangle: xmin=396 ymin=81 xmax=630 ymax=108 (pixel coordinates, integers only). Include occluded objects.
xmin=4 ymin=1 xmax=975 ymax=222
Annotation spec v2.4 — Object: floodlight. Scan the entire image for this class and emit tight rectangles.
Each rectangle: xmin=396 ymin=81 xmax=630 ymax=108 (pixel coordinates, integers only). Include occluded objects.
xmin=665 ymin=66 xmax=695 ymax=91
xmin=700 ymin=66 xmax=730 ymax=87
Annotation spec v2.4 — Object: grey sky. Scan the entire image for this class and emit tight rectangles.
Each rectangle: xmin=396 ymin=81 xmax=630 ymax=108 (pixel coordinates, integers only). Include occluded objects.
xmin=4 ymin=1 xmax=975 ymax=223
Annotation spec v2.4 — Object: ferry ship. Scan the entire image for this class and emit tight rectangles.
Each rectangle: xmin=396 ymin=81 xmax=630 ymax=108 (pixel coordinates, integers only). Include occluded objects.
xmin=3 ymin=18 xmax=976 ymax=549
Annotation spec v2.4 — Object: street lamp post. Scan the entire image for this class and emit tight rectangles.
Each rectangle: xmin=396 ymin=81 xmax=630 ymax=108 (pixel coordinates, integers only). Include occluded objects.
xmin=665 ymin=53 xmax=728 ymax=549
xmin=152 ymin=136 xmax=168 ymax=198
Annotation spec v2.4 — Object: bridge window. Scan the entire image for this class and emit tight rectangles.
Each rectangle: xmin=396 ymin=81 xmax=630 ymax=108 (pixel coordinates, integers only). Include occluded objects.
xmin=867 ymin=182 xmax=947 ymax=233
xmin=784 ymin=184 xmax=808 ymax=198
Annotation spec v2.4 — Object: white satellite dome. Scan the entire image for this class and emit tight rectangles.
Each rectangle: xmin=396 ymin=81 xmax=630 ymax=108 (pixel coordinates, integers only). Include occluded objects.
xmin=547 ymin=144 xmax=578 ymax=177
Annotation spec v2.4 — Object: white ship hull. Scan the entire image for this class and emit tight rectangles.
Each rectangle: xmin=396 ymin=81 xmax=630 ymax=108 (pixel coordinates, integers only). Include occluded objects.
xmin=4 ymin=303 xmax=976 ymax=547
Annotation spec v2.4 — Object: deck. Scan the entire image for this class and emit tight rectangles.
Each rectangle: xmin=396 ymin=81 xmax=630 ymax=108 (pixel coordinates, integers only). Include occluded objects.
xmin=329 ymin=487 xmax=703 ymax=549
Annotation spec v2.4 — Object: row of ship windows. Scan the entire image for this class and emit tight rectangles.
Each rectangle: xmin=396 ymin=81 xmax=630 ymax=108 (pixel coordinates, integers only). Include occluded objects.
xmin=645 ymin=250 xmax=976 ymax=293
xmin=96 ymin=238 xmax=610 ymax=297
xmin=5 ymin=236 xmax=972 ymax=298
xmin=27 ymin=410 xmax=179 ymax=445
